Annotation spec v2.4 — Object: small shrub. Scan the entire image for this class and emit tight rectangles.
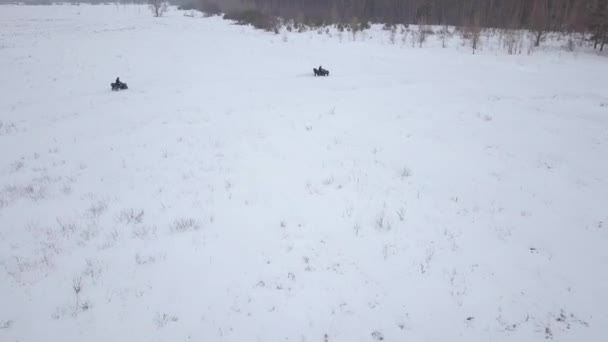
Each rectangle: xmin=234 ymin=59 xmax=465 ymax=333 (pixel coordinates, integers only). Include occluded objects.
xmin=11 ymin=160 xmax=24 ymax=172
xmin=87 ymin=200 xmax=108 ymax=218
xmin=400 ymin=166 xmax=411 ymax=178
xmin=154 ymin=313 xmax=179 ymax=329
xmin=132 ymin=225 xmax=157 ymax=240
xmin=170 ymin=218 xmax=200 ymax=233
xmin=83 ymin=258 xmax=104 ymax=282
xmin=371 ymin=331 xmax=385 ymax=341
xmin=0 ymin=121 xmax=18 ymax=135
xmin=0 ymin=320 xmax=14 ymax=329
xmin=135 ymin=252 xmax=165 ymax=265
xmin=57 ymin=218 xmax=78 ymax=238
xmin=80 ymin=301 xmax=91 ymax=311
xmin=374 ymin=212 xmax=391 ymax=231
xmin=396 ymin=208 xmax=406 ymax=221
xmin=72 ymin=276 xmax=82 ymax=308
xmin=116 ymin=209 xmax=144 ymax=225
xmin=565 ymin=37 xmax=576 ymax=52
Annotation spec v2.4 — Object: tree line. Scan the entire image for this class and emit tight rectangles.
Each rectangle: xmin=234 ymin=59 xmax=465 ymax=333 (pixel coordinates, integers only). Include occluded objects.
xmin=183 ymin=0 xmax=607 ymax=50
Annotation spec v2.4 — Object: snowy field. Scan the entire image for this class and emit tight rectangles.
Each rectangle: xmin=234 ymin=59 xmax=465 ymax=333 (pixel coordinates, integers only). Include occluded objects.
xmin=1 ymin=4 xmax=608 ymax=342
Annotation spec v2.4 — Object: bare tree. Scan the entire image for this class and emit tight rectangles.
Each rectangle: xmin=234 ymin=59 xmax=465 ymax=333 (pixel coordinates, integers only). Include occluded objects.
xmin=530 ymin=0 xmax=549 ymax=47
xmin=149 ymin=0 xmax=168 ymax=18
xmin=410 ymin=28 xmax=418 ymax=48
xmin=463 ymin=9 xmax=482 ymax=54
xmin=503 ymin=29 xmax=523 ymax=54
xmin=401 ymin=25 xmax=408 ymax=46
xmin=389 ymin=25 xmax=397 ymax=44
xmin=72 ymin=277 xmax=82 ymax=309
xmin=349 ymin=17 xmax=361 ymax=41
xmin=468 ymin=26 xmax=481 ymax=54
xmin=438 ymin=24 xmax=450 ymax=48
xmin=417 ymin=18 xmax=430 ymax=48
xmin=589 ymin=0 xmax=608 ymax=51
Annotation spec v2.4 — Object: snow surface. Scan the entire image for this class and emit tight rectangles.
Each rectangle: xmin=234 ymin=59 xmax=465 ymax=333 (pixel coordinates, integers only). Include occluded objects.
xmin=1 ymin=4 xmax=608 ymax=342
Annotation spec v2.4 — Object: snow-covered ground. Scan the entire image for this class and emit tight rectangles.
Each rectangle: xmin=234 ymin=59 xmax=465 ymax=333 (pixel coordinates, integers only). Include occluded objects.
xmin=1 ymin=4 xmax=608 ymax=342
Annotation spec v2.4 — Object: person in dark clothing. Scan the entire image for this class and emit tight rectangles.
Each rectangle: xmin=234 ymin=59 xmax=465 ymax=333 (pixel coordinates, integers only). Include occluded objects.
xmin=111 ymin=77 xmax=128 ymax=90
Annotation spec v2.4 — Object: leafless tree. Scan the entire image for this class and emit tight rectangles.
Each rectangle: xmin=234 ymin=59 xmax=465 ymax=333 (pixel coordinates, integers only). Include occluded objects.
xmin=465 ymin=26 xmax=481 ymax=54
xmin=530 ymin=0 xmax=548 ymax=47
xmin=415 ymin=15 xmax=431 ymax=48
xmin=418 ymin=24 xmax=429 ymax=47
xmin=589 ymin=0 xmax=608 ymax=51
xmin=438 ymin=24 xmax=450 ymax=48
xmin=462 ymin=7 xmax=482 ymax=54
xmin=503 ymin=29 xmax=523 ymax=54
xmin=149 ymin=0 xmax=168 ymax=18
xmin=389 ymin=24 xmax=397 ymax=44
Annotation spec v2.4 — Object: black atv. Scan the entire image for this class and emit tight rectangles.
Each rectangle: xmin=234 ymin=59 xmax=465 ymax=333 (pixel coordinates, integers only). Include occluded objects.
xmin=313 ymin=67 xmax=329 ymax=77
xmin=111 ymin=77 xmax=128 ymax=91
